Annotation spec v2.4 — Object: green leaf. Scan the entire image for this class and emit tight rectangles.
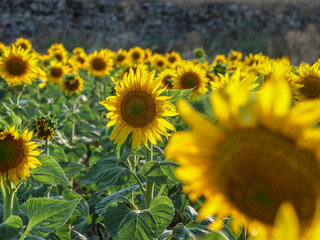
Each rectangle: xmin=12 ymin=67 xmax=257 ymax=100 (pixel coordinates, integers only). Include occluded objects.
xmin=0 ymin=215 xmax=22 ymax=240
xmin=80 ymin=153 xmax=131 ymax=188
xmin=172 ymin=224 xmax=209 ymax=240
xmin=62 ymin=189 xmax=89 ymax=217
xmin=30 ymin=155 xmax=71 ymax=186
xmin=96 ymin=193 xmax=131 ymax=216
xmin=140 ymin=161 xmax=179 ymax=184
xmin=50 ymin=145 xmax=68 ymax=162
xmin=20 ymin=198 xmax=79 ymax=237
xmin=148 ymin=196 xmax=175 ymax=236
xmin=164 ymin=89 xmax=193 ymax=104
xmin=60 ymin=162 xmax=84 ymax=178
xmin=51 ymin=224 xmax=70 ymax=240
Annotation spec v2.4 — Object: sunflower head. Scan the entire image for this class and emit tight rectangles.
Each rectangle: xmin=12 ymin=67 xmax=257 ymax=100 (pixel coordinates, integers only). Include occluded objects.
xmin=15 ymin=38 xmax=32 ymax=51
xmin=86 ymin=50 xmax=114 ymax=77
xmin=213 ymin=54 xmax=227 ymax=64
xmin=144 ymin=48 xmax=153 ymax=63
xmin=60 ymin=75 xmax=83 ymax=95
xmin=72 ymin=47 xmax=86 ymax=56
xmin=100 ymin=69 xmax=178 ymax=150
xmin=0 ymin=126 xmax=41 ymax=184
xmin=128 ymin=46 xmax=145 ymax=63
xmin=193 ymin=48 xmax=206 ymax=59
xmin=155 ymin=68 xmax=177 ymax=89
xmin=166 ymin=77 xmax=320 ymax=235
xmin=117 ymin=63 xmax=149 ymax=80
xmin=166 ymin=51 xmax=182 ymax=67
xmin=47 ymin=61 xmax=71 ymax=84
xmin=32 ymin=115 xmax=57 ymax=141
xmin=114 ymin=49 xmax=129 ymax=68
xmin=151 ymin=54 xmax=167 ymax=70
xmin=227 ymin=50 xmax=243 ymax=62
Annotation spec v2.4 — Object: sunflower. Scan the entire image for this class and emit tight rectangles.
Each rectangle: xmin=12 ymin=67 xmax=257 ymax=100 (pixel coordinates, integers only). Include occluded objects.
xmin=114 ymin=49 xmax=129 ymax=68
xmin=173 ymin=62 xmax=209 ymax=96
xmin=227 ymin=50 xmax=243 ymax=62
xmin=165 ymin=77 xmax=320 ymax=237
xmin=144 ymin=48 xmax=153 ymax=63
xmin=33 ymin=118 xmax=55 ymax=141
xmin=86 ymin=50 xmax=113 ymax=77
xmin=47 ymin=61 xmax=71 ymax=84
xmin=60 ymin=75 xmax=83 ymax=95
xmin=99 ymin=69 xmax=178 ymax=150
xmin=128 ymin=46 xmax=145 ymax=63
xmin=212 ymin=54 xmax=227 ymax=64
xmin=291 ymin=62 xmax=320 ymax=101
xmin=0 ymin=126 xmax=41 ymax=185
xmin=72 ymin=47 xmax=86 ymax=56
xmin=117 ymin=63 xmax=149 ymax=80
xmin=48 ymin=48 xmax=69 ymax=63
xmin=70 ymin=53 xmax=87 ymax=69
xmin=166 ymin=51 xmax=181 ymax=67
xmin=15 ymin=38 xmax=32 ymax=51
xmin=151 ymin=54 xmax=167 ymax=70
xmin=0 ymin=42 xmax=6 ymax=54
xmin=155 ymin=68 xmax=177 ymax=89
xmin=0 ymin=45 xmax=41 ymax=86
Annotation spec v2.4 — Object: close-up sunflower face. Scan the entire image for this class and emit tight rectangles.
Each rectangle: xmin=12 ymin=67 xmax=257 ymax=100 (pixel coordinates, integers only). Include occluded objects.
xmin=0 ymin=126 xmax=41 ymax=184
xmin=100 ymin=69 xmax=178 ymax=150
xmin=86 ymin=51 xmax=114 ymax=77
xmin=165 ymin=78 xmax=320 ymax=236
xmin=174 ymin=63 xmax=209 ymax=96
xmin=0 ymin=45 xmax=41 ymax=86
xmin=60 ymin=75 xmax=84 ymax=95
xmin=128 ymin=46 xmax=145 ymax=63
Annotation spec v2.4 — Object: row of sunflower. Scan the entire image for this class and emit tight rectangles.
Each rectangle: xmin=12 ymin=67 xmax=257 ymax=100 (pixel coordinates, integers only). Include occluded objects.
xmin=0 ymin=37 xmax=320 ymax=239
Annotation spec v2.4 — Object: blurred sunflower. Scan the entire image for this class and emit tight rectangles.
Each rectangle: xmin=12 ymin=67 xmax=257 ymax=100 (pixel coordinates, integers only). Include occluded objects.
xmin=114 ymin=49 xmax=129 ymax=68
xmin=47 ymin=61 xmax=71 ymax=84
xmin=0 ymin=42 xmax=6 ymax=54
xmin=166 ymin=51 xmax=181 ymax=67
xmin=117 ymin=63 xmax=148 ymax=80
xmin=227 ymin=50 xmax=243 ymax=62
xmin=70 ymin=53 xmax=87 ymax=69
xmin=60 ymin=75 xmax=83 ymax=95
xmin=72 ymin=47 xmax=86 ymax=56
xmin=128 ymin=46 xmax=145 ymax=63
xmin=100 ymin=69 xmax=177 ymax=150
xmin=144 ymin=48 xmax=153 ymax=63
xmin=15 ymin=38 xmax=32 ymax=51
xmin=292 ymin=62 xmax=320 ymax=101
xmin=48 ymin=47 xmax=69 ymax=63
xmin=173 ymin=62 xmax=209 ymax=96
xmin=0 ymin=45 xmax=41 ymax=86
xmin=0 ymin=126 xmax=41 ymax=185
xmin=212 ymin=54 xmax=227 ymax=64
xmin=86 ymin=51 xmax=113 ymax=77
xmin=151 ymin=53 xmax=167 ymax=70
xmin=32 ymin=117 xmax=55 ymax=141
xmin=166 ymin=78 xmax=320 ymax=236
xmin=155 ymin=68 xmax=177 ymax=89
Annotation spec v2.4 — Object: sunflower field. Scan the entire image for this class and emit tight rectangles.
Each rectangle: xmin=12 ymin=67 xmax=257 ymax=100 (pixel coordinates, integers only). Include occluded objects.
xmin=1 ymin=38 xmax=320 ymax=240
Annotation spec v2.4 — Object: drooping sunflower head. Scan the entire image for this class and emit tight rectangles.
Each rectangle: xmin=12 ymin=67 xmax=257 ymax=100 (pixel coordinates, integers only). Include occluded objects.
xmin=60 ymin=75 xmax=84 ymax=95
xmin=0 ymin=126 xmax=41 ymax=184
xmin=173 ymin=62 xmax=209 ymax=96
xmin=151 ymin=53 xmax=167 ymax=70
xmin=99 ymin=69 xmax=178 ymax=150
xmin=86 ymin=50 xmax=114 ymax=77
xmin=114 ymin=48 xmax=129 ymax=68
xmin=166 ymin=51 xmax=182 ymax=67
xmin=47 ymin=61 xmax=71 ymax=84
xmin=32 ymin=116 xmax=56 ymax=141
xmin=0 ymin=45 xmax=41 ymax=86
xmin=128 ymin=46 xmax=145 ymax=63
xmin=14 ymin=38 xmax=32 ymax=52
xmin=155 ymin=68 xmax=177 ymax=89
xmin=166 ymin=77 xmax=320 ymax=235
xmin=291 ymin=62 xmax=320 ymax=101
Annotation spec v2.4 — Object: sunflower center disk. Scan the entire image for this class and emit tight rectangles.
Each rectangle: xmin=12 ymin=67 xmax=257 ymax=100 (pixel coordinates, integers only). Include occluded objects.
xmin=300 ymin=77 xmax=320 ymax=99
xmin=54 ymin=53 xmax=62 ymax=62
xmin=91 ymin=57 xmax=106 ymax=71
xmin=132 ymin=52 xmax=140 ymax=60
xmin=6 ymin=56 xmax=27 ymax=76
xmin=0 ymin=135 xmax=24 ymax=171
xmin=121 ymin=91 xmax=156 ymax=128
xmin=180 ymin=73 xmax=199 ymax=89
xmin=213 ymin=128 xmax=320 ymax=226
xmin=51 ymin=67 xmax=63 ymax=78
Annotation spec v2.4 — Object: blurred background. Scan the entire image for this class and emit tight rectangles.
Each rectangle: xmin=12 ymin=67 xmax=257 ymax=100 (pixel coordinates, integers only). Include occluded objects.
xmin=1 ymin=0 xmax=320 ymax=64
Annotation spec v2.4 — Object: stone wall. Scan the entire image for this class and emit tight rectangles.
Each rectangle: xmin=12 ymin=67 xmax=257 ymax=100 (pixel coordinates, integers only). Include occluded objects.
xmin=1 ymin=0 xmax=320 ymax=61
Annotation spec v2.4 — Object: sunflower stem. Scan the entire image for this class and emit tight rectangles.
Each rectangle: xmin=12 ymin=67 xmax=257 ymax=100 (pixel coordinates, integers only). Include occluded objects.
xmin=145 ymin=141 xmax=154 ymax=208
xmin=71 ymin=98 xmax=77 ymax=144
xmin=157 ymin=184 xmax=166 ymax=197
xmin=45 ymin=140 xmax=49 ymax=155
xmin=3 ymin=182 xmax=16 ymax=222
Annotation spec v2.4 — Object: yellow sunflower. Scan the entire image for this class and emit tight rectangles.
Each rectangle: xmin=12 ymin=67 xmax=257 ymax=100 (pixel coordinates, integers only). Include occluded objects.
xmin=47 ymin=61 xmax=71 ymax=84
xmin=33 ymin=118 xmax=55 ymax=141
xmin=86 ymin=50 xmax=113 ymax=77
xmin=173 ymin=62 xmax=209 ymax=96
xmin=212 ymin=54 xmax=227 ymax=64
xmin=0 ymin=42 xmax=6 ymax=54
xmin=166 ymin=51 xmax=182 ymax=68
xmin=291 ymin=62 xmax=320 ymax=101
xmin=116 ymin=63 xmax=149 ymax=80
xmin=0 ymin=45 xmax=41 ymax=86
xmin=0 ymin=126 xmax=41 ymax=185
xmin=70 ymin=53 xmax=87 ymax=69
xmin=128 ymin=46 xmax=145 ymax=63
xmin=165 ymin=77 xmax=320 ymax=237
xmin=72 ymin=47 xmax=86 ymax=56
xmin=48 ymin=47 xmax=69 ymax=63
xmin=60 ymin=75 xmax=83 ymax=95
xmin=155 ymin=68 xmax=177 ymax=89
xmin=227 ymin=50 xmax=243 ymax=62
xmin=151 ymin=53 xmax=167 ymax=70
xmin=99 ymin=69 xmax=178 ymax=150
xmin=114 ymin=49 xmax=129 ymax=68
xmin=14 ymin=38 xmax=32 ymax=51
xmin=144 ymin=48 xmax=153 ymax=63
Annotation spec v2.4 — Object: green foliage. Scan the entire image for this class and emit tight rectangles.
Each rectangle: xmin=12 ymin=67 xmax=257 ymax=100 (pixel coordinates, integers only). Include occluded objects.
xmin=0 ymin=215 xmax=22 ymax=240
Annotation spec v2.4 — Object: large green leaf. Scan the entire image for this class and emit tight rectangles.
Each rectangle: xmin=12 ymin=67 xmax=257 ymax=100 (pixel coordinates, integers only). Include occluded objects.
xmin=163 ymin=88 xmax=193 ymax=104
xmin=140 ymin=161 xmax=179 ymax=184
xmin=20 ymin=198 xmax=79 ymax=237
xmin=49 ymin=144 xmax=68 ymax=162
xmin=62 ymin=189 xmax=89 ymax=217
xmin=0 ymin=215 xmax=22 ymax=240
xmin=104 ymin=196 xmax=174 ymax=240
xmin=80 ymin=153 xmax=131 ymax=188
xmin=30 ymin=155 xmax=71 ymax=186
